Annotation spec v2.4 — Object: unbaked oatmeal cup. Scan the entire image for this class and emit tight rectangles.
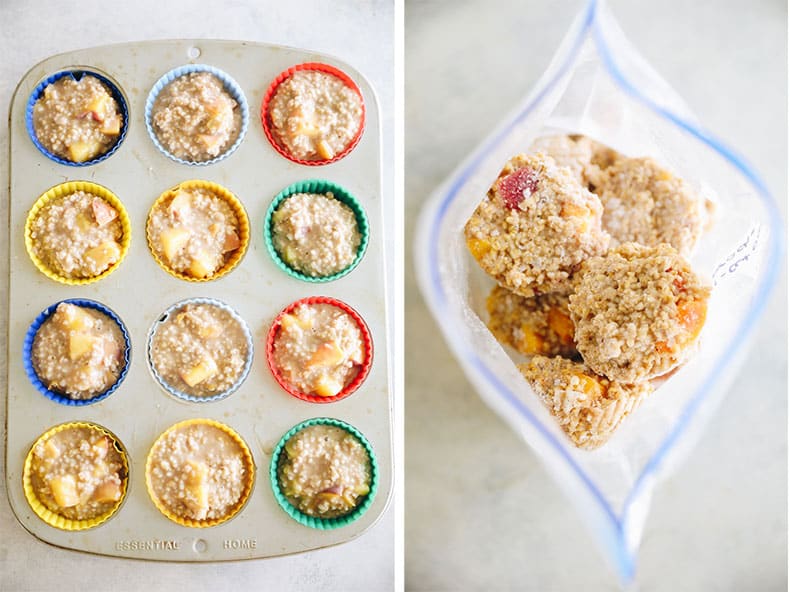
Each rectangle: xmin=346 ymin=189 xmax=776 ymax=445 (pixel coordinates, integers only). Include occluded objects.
xmin=145 ymin=418 xmax=255 ymax=528
xmin=145 ymin=64 xmax=248 ymax=165
xmin=23 ymin=299 xmax=131 ymax=406
xmin=26 ymin=69 xmax=129 ymax=166
xmin=264 ymin=179 xmax=369 ymax=282
xmin=147 ymin=298 xmax=253 ymax=403
xmin=261 ymin=63 xmax=365 ymax=165
xmin=270 ymin=417 xmax=378 ymax=529
xmin=25 ymin=181 xmax=131 ymax=285
xmin=146 ymin=179 xmax=249 ymax=282
xmin=22 ymin=422 xmax=129 ymax=531
xmin=266 ymin=297 xmax=373 ymax=403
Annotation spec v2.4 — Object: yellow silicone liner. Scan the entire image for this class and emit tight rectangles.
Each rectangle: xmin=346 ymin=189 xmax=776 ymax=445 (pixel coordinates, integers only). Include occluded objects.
xmin=22 ymin=421 xmax=130 ymax=531
xmin=144 ymin=418 xmax=256 ymax=528
xmin=145 ymin=180 xmax=250 ymax=282
xmin=24 ymin=181 xmax=131 ymax=285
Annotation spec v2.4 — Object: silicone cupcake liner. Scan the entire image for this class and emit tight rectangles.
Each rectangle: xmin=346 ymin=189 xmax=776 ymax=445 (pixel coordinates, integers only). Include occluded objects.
xmin=145 ymin=179 xmax=250 ymax=282
xmin=266 ymin=296 xmax=374 ymax=404
xmin=263 ymin=179 xmax=369 ymax=282
xmin=23 ymin=299 xmax=131 ymax=407
xmin=145 ymin=418 xmax=255 ymax=528
xmin=270 ymin=417 xmax=378 ymax=530
xmin=145 ymin=64 xmax=249 ymax=166
xmin=260 ymin=62 xmax=366 ymax=166
xmin=25 ymin=181 xmax=131 ymax=285
xmin=25 ymin=69 xmax=129 ymax=167
xmin=22 ymin=421 xmax=130 ymax=531
xmin=146 ymin=297 xmax=253 ymax=403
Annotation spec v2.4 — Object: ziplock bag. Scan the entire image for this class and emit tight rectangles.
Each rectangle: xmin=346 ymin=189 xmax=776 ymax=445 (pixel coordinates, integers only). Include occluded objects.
xmin=414 ymin=0 xmax=782 ymax=582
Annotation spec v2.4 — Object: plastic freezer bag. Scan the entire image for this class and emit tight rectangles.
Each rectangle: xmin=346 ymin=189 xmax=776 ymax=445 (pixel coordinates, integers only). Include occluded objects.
xmin=414 ymin=0 xmax=782 ymax=582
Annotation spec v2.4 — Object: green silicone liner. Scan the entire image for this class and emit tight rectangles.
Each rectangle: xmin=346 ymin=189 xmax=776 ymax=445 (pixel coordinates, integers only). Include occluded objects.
xmin=263 ymin=179 xmax=369 ymax=282
xmin=269 ymin=417 xmax=378 ymax=530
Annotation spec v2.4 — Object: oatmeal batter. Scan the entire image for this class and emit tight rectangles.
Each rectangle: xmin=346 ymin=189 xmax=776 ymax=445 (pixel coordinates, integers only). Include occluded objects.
xmin=271 ymin=192 xmax=361 ymax=277
xmin=278 ymin=424 xmax=371 ymax=518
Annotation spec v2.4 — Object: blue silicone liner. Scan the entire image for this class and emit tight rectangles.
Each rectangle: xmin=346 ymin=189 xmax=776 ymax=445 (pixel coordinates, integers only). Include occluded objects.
xmin=263 ymin=179 xmax=369 ymax=283
xmin=25 ymin=69 xmax=129 ymax=167
xmin=146 ymin=297 xmax=254 ymax=404
xmin=23 ymin=299 xmax=131 ymax=406
xmin=418 ymin=0 xmax=783 ymax=582
xmin=270 ymin=417 xmax=378 ymax=530
xmin=144 ymin=64 xmax=249 ymax=166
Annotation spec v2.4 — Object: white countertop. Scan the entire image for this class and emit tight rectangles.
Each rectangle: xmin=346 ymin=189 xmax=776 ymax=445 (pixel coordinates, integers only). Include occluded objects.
xmin=0 ymin=2 xmax=395 ymax=591
xmin=405 ymin=0 xmax=786 ymax=590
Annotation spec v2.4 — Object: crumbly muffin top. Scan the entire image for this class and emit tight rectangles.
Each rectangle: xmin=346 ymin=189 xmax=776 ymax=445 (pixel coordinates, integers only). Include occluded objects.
xmin=464 ymin=152 xmax=610 ymax=297
xmin=568 ymin=242 xmax=710 ymax=383
xmin=486 ymin=286 xmax=578 ymax=359
xmin=519 ymin=355 xmax=653 ymax=449
xmin=597 ymin=157 xmax=704 ymax=256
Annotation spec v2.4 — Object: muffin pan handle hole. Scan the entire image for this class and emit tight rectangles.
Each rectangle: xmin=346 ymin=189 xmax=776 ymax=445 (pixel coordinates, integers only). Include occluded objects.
xmin=187 ymin=46 xmax=201 ymax=59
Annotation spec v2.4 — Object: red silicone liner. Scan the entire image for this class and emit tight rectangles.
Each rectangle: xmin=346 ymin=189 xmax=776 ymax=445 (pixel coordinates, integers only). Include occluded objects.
xmin=260 ymin=63 xmax=366 ymax=166
xmin=266 ymin=296 xmax=373 ymax=403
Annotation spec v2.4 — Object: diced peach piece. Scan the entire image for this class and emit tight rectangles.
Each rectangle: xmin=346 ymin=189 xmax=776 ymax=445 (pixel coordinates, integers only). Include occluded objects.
xmin=92 ymin=437 xmax=109 ymax=459
xmin=560 ymin=203 xmax=589 ymax=218
xmin=186 ymin=460 xmax=209 ymax=485
xmin=187 ymin=250 xmax=216 ymax=278
xmin=519 ymin=324 xmax=545 ymax=355
xmin=50 ymin=475 xmax=79 ymax=508
xmin=547 ymin=307 xmax=575 ymax=345
xmin=354 ymin=483 xmax=370 ymax=496
xmin=168 ymin=190 xmax=192 ymax=219
xmin=159 ymin=227 xmax=190 ymax=262
xmin=222 ymin=231 xmax=241 ymax=253
xmin=317 ymin=492 xmax=342 ymax=503
xmin=179 ymin=357 xmax=218 ymax=387
xmin=308 ymin=342 xmax=346 ymax=368
xmin=76 ymin=213 xmax=93 ymax=231
xmin=43 ymin=439 xmax=61 ymax=460
xmin=573 ymin=373 xmax=604 ymax=400
xmin=100 ymin=114 xmax=121 ymax=135
xmin=677 ymin=299 xmax=707 ymax=342
xmin=68 ymin=332 xmax=97 ymax=360
xmin=185 ymin=460 xmax=209 ymax=513
xmin=60 ymin=304 xmax=94 ymax=332
xmin=313 ymin=375 xmax=344 ymax=398
xmin=316 ymin=139 xmax=334 ymax=160
xmin=282 ymin=246 xmax=298 ymax=265
xmin=84 ymin=240 xmax=121 ymax=271
xmin=91 ymin=198 xmax=118 ymax=227
xmin=466 ymin=237 xmax=491 ymax=260
xmin=280 ymin=313 xmax=313 ymax=331
xmin=68 ymin=140 xmax=100 ymax=162
xmin=85 ymin=94 xmax=110 ymax=119
xmin=197 ymin=321 xmax=222 ymax=339
xmin=91 ymin=479 xmax=121 ymax=503
xmin=198 ymin=134 xmax=223 ymax=152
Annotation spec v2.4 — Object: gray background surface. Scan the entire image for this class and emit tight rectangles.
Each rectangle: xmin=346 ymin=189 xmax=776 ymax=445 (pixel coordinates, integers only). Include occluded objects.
xmin=405 ymin=0 xmax=787 ymax=590
xmin=0 ymin=1 xmax=394 ymax=591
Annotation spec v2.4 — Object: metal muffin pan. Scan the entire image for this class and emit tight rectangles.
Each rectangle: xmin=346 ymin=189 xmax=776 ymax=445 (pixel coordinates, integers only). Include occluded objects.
xmin=6 ymin=40 xmax=392 ymax=561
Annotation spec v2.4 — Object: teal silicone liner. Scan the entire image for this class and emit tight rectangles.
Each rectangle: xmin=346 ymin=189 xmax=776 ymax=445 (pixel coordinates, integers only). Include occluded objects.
xmin=270 ymin=417 xmax=378 ymax=530
xmin=263 ymin=179 xmax=369 ymax=282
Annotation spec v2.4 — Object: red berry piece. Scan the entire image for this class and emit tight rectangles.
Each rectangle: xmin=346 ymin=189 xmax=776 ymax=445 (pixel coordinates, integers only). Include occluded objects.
xmin=498 ymin=167 xmax=539 ymax=210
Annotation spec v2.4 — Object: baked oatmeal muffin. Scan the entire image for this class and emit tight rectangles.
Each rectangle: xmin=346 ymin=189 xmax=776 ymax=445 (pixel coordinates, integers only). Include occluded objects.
xmin=278 ymin=423 xmax=372 ymax=518
xmin=596 ymin=157 xmax=705 ymax=256
xmin=150 ymin=71 xmax=242 ymax=163
xmin=28 ymin=190 xmax=124 ymax=281
xmin=149 ymin=300 xmax=252 ymax=399
xmin=520 ymin=356 xmax=653 ymax=450
xmin=32 ymin=74 xmax=124 ymax=163
xmin=31 ymin=302 xmax=126 ymax=400
xmin=271 ymin=192 xmax=362 ymax=278
xmin=569 ymin=242 xmax=711 ymax=383
xmin=464 ymin=152 xmax=610 ymax=297
xmin=26 ymin=423 xmax=127 ymax=523
xmin=267 ymin=68 xmax=364 ymax=162
xmin=146 ymin=420 xmax=253 ymax=525
xmin=147 ymin=182 xmax=247 ymax=281
xmin=486 ymin=285 xmax=578 ymax=358
xmin=269 ymin=301 xmax=369 ymax=399
xmin=529 ymin=134 xmax=620 ymax=191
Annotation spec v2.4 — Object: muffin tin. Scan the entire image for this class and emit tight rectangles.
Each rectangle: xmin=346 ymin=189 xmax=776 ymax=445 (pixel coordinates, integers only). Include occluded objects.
xmin=6 ymin=40 xmax=392 ymax=560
